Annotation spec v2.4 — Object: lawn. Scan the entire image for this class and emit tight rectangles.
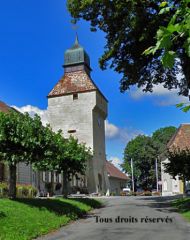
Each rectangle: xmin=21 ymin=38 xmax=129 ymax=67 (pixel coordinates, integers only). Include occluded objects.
xmin=172 ymin=197 xmax=190 ymax=221
xmin=0 ymin=197 xmax=102 ymax=240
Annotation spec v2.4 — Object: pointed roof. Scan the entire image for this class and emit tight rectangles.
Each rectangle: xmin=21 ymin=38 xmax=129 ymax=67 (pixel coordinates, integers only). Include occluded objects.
xmin=167 ymin=124 xmax=190 ymax=150
xmin=73 ymin=33 xmax=79 ymax=48
xmin=0 ymin=101 xmax=12 ymax=113
xmin=106 ymin=161 xmax=128 ymax=180
xmin=48 ymin=70 xmax=97 ymax=98
xmin=64 ymin=36 xmax=90 ymax=68
xmin=48 ymin=36 xmax=108 ymax=101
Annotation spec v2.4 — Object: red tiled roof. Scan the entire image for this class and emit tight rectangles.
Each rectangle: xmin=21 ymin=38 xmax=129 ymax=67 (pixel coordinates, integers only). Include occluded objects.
xmin=106 ymin=161 xmax=128 ymax=180
xmin=0 ymin=101 xmax=12 ymax=113
xmin=48 ymin=70 xmax=97 ymax=98
xmin=167 ymin=124 xmax=190 ymax=150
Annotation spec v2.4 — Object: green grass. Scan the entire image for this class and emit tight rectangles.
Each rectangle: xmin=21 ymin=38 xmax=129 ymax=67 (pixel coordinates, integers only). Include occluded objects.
xmin=172 ymin=197 xmax=190 ymax=221
xmin=0 ymin=197 xmax=102 ymax=240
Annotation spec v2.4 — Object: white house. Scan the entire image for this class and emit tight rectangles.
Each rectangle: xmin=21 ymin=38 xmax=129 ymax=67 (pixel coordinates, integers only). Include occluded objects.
xmin=161 ymin=124 xmax=190 ymax=196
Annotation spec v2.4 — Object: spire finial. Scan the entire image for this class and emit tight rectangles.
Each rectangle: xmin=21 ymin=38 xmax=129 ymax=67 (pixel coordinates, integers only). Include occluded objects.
xmin=72 ymin=23 xmax=79 ymax=47
xmin=75 ymin=32 xmax=79 ymax=46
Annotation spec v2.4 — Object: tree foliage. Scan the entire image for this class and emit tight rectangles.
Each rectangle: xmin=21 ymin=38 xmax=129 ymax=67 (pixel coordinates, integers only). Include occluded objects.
xmin=0 ymin=111 xmax=92 ymax=198
xmin=0 ymin=111 xmax=54 ymax=198
xmin=34 ymin=133 xmax=92 ymax=197
xmin=164 ymin=148 xmax=190 ymax=181
xmin=53 ymin=136 xmax=92 ymax=197
xmin=67 ymin=0 xmax=190 ymax=96
xmin=122 ymin=126 xmax=176 ymax=190
xmin=164 ymin=147 xmax=190 ymax=193
xmin=145 ymin=1 xmax=190 ymax=70
xmin=123 ymin=135 xmax=156 ymax=190
xmin=152 ymin=126 xmax=177 ymax=156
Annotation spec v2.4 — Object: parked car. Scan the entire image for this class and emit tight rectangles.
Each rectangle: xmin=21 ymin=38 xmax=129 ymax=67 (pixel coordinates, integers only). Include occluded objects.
xmin=122 ymin=187 xmax=131 ymax=193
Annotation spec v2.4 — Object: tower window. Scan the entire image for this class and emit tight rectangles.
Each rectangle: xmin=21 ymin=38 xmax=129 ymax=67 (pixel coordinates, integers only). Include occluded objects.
xmin=68 ymin=130 xmax=76 ymax=134
xmin=73 ymin=93 xmax=78 ymax=100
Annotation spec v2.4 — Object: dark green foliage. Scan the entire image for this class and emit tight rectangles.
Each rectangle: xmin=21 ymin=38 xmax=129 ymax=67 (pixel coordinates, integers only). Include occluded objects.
xmin=172 ymin=198 xmax=190 ymax=221
xmin=34 ymin=133 xmax=92 ymax=197
xmin=164 ymin=148 xmax=190 ymax=181
xmin=123 ymin=135 xmax=156 ymax=190
xmin=0 ymin=111 xmax=57 ymax=199
xmin=122 ymin=126 xmax=176 ymax=190
xmin=67 ymin=0 xmax=190 ymax=96
xmin=152 ymin=126 xmax=177 ymax=156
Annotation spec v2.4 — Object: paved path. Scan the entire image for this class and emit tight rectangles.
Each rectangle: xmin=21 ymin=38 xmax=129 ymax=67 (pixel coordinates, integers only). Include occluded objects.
xmin=37 ymin=196 xmax=190 ymax=240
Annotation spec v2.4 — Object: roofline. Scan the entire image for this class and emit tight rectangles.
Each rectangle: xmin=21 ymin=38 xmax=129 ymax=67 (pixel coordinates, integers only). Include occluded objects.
xmin=167 ymin=124 xmax=190 ymax=148
xmin=47 ymin=87 xmax=108 ymax=103
xmin=108 ymin=175 xmax=128 ymax=180
xmin=63 ymin=62 xmax=92 ymax=71
xmin=89 ymin=78 xmax=108 ymax=103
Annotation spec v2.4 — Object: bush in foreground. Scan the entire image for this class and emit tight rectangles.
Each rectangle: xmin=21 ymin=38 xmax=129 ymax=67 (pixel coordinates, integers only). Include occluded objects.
xmin=172 ymin=197 xmax=190 ymax=221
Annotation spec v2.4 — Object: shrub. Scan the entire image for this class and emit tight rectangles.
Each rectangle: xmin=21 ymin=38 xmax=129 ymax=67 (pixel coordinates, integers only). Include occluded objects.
xmin=0 ymin=182 xmax=8 ymax=197
xmin=1 ymin=182 xmax=37 ymax=198
xmin=120 ymin=191 xmax=127 ymax=196
xmin=144 ymin=191 xmax=152 ymax=196
xmin=110 ymin=192 xmax=116 ymax=196
xmin=152 ymin=191 xmax=161 ymax=196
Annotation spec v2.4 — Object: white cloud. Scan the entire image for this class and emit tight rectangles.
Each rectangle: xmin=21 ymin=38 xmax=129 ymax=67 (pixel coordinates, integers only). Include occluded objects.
xmin=105 ymin=120 xmax=143 ymax=142
xmin=105 ymin=120 xmax=119 ymax=138
xmin=130 ymin=84 xmax=188 ymax=106
xmin=109 ymin=156 xmax=122 ymax=169
xmin=12 ymin=105 xmax=49 ymax=126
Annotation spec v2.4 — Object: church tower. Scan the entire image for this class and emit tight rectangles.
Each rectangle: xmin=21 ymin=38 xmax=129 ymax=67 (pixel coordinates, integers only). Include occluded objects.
xmin=47 ymin=36 xmax=109 ymax=194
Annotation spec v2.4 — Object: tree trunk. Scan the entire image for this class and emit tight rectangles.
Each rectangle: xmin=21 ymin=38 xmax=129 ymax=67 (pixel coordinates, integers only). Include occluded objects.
xmin=8 ymin=163 xmax=17 ymax=199
xmin=62 ymin=171 xmax=68 ymax=198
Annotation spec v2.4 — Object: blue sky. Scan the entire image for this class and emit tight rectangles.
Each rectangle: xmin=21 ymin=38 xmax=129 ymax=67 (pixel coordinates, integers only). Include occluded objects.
xmin=1 ymin=0 xmax=190 ymax=168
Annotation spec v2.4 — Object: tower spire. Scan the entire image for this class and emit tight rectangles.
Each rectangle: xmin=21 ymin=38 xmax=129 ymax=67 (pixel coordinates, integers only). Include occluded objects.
xmin=74 ymin=32 xmax=79 ymax=46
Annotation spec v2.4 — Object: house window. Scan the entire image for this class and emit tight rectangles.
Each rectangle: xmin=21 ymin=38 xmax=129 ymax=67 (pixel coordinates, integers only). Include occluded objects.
xmin=68 ymin=130 xmax=76 ymax=134
xmin=73 ymin=93 xmax=78 ymax=100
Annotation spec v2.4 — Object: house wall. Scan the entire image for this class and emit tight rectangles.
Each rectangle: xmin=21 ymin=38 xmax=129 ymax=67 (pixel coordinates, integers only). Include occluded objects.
xmin=161 ymin=158 xmax=182 ymax=196
xmin=109 ymin=177 xmax=127 ymax=196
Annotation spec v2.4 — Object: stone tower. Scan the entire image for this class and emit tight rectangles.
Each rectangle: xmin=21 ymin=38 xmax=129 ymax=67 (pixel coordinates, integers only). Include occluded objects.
xmin=47 ymin=36 xmax=109 ymax=194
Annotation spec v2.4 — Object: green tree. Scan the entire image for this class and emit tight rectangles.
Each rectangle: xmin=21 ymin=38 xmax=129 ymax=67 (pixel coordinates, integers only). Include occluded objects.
xmin=123 ymin=135 xmax=155 ymax=190
xmin=34 ymin=134 xmax=92 ymax=198
xmin=0 ymin=111 xmax=55 ymax=199
xmin=164 ymin=148 xmax=190 ymax=193
xmin=152 ymin=126 xmax=177 ymax=156
xmin=54 ymin=136 xmax=92 ymax=197
xmin=145 ymin=1 xmax=190 ymax=70
xmin=67 ymin=0 xmax=190 ymax=97
xmin=122 ymin=126 xmax=176 ymax=190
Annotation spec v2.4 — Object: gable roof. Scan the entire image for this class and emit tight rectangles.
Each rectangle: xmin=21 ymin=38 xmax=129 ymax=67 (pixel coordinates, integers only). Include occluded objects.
xmin=48 ymin=70 xmax=97 ymax=98
xmin=167 ymin=124 xmax=190 ymax=150
xmin=106 ymin=161 xmax=128 ymax=180
xmin=0 ymin=101 xmax=12 ymax=113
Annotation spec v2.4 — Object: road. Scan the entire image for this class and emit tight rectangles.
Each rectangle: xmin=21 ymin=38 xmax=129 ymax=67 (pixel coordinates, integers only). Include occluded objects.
xmin=37 ymin=196 xmax=190 ymax=240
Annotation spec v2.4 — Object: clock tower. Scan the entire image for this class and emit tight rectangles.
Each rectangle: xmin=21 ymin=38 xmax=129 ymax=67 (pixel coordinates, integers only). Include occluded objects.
xmin=47 ymin=36 xmax=109 ymax=194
